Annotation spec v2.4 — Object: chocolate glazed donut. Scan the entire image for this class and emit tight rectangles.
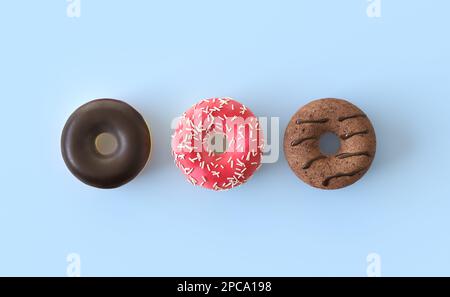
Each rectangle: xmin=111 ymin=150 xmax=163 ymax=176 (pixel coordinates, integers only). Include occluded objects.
xmin=284 ymin=98 xmax=376 ymax=189
xmin=61 ymin=99 xmax=151 ymax=189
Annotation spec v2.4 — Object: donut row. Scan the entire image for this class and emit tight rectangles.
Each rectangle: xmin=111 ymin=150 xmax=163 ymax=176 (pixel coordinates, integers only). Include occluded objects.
xmin=61 ymin=98 xmax=376 ymax=190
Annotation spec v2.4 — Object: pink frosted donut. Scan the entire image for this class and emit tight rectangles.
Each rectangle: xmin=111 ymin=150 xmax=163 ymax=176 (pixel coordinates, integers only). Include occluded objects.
xmin=172 ymin=97 xmax=264 ymax=191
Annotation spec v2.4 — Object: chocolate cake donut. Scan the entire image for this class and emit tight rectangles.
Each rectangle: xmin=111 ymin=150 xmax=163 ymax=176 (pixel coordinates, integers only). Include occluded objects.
xmin=284 ymin=98 xmax=376 ymax=189
xmin=61 ymin=99 xmax=151 ymax=189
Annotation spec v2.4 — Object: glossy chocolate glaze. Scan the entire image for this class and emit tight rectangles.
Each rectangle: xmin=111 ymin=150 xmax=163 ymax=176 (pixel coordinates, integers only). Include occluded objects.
xmin=61 ymin=99 xmax=151 ymax=189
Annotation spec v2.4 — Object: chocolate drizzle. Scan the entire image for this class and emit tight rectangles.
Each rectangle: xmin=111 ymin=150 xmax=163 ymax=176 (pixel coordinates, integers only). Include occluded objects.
xmin=291 ymin=137 xmax=317 ymax=147
xmin=338 ymin=114 xmax=367 ymax=122
xmin=296 ymin=118 xmax=329 ymax=124
xmin=340 ymin=130 xmax=369 ymax=140
xmin=302 ymin=156 xmax=327 ymax=170
xmin=335 ymin=152 xmax=371 ymax=159
xmin=322 ymin=168 xmax=366 ymax=187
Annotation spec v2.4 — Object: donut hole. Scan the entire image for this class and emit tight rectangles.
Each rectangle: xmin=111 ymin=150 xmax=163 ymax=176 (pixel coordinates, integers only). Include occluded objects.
xmin=95 ymin=132 xmax=118 ymax=156
xmin=205 ymin=132 xmax=228 ymax=155
xmin=319 ymin=132 xmax=341 ymax=156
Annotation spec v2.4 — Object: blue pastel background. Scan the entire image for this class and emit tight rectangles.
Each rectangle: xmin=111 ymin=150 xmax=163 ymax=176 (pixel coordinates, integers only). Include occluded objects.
xmin=0 ymin=0 xmax=449 ymax=276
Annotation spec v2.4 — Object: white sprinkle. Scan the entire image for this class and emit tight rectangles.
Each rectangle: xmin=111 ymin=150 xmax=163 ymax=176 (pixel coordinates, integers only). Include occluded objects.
xmin=234 ymin=172 xmax=244 ymax=179
xmin=219 ymin=98 xmax=230 ymax=105
xmin=229 ymin=140 xmax=235 ymax=150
